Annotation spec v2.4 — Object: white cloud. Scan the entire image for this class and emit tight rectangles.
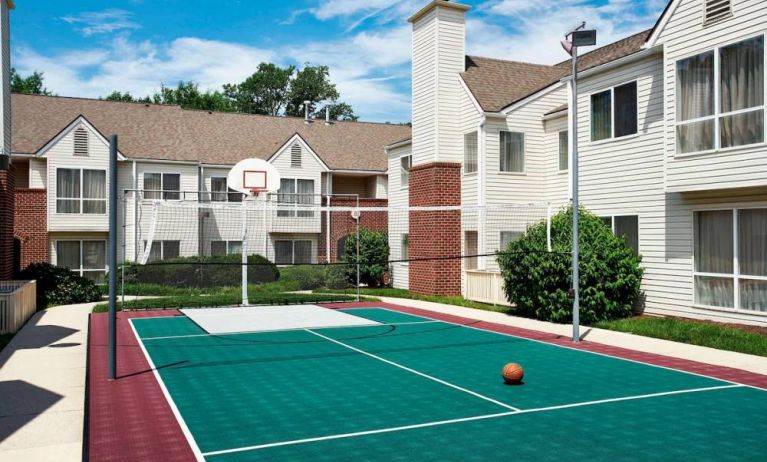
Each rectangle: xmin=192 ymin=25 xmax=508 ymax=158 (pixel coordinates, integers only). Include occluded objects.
xmin=61 ymin=9 xmax=141 ymax=37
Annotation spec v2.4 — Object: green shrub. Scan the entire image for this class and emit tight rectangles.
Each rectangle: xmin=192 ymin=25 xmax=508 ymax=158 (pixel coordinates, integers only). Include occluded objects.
xmin=342 ymin=229 xmax=389 ymax=287
xmin=17 ymin=262 xmax=103 ymax=308
xmin=497 ymin=206 xmax=643 ymax=324
xmin=277 ymin=265 xmax=326 ymax=291
xmin=123 ymin=254 xmax=278 ymax=289
xmin=324 ymin=264 xmax=351 ymax=289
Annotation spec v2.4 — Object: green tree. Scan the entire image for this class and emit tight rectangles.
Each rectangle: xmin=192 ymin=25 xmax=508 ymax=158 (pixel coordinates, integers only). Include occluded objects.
xmin=342 ymin=229 xmax=390 ymax=288
xmin=285 ymin=64 xmax=340 ymax=117
xmin=315 ymin=101 xmax=359 ymax=122
xmin=103 ymin=91 xmax=150 ymax=103
xmin=10 ymin=68 xmax=52 ymax=95
xmin=224 ymin=62 xmax=294 ymax=115
xmin=151 ymin=81 xmax=234 ymax=112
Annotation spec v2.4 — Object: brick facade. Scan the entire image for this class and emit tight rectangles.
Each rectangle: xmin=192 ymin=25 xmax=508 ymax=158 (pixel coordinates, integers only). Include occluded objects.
xmin=408 ymin=162 xmax=462 ymax=295
xmin=13 ymin=188 xmax=48 ymax=272
xmin=318 ymin=197 xmax=388 ymax=263
xmin=0 ymin=167 xmax=14 ymax=278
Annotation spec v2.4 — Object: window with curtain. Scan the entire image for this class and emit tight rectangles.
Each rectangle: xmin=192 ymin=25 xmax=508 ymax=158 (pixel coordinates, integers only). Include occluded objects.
xmin=591 ymin=90 xmax=612 ymax=141
xmin=676 ymin=36 xmax=764 ymax=154
xmin=400 ymin=155 xmax=411 ymax=188
xmin=499 ymin=231 xmax=522 ymax=251
xmin=56 ymin=241 xmax=81 ymax=270
xmin=277 ymin=178 xmax=314 ymax=217
xmin=211 ymin=177 xmax=228 ymax=202
xmin=465 ymin=231 xmax=478 ymax=270
xmin=464 ymin=132 xmax=478 ymax=174
xmin=499 ymin=131 xmax=524 ymax=172
xmin=144 ymin=173 xmax=180 ymax=200
xmin=614 ymin=215 xmax=639 ymax=254
xmin=56 ymin=168 xmax=81 ymax=213
xmin=401 ymin=234 xmax=409 ymax=260
xmin=143 ymin=173 xmax=162 ymax=200
xmin=738 ymin=209 xmax=767 ymax=312
xmin=297 ymin=179 xmax=314 ymax=217
xmin=56 ymin=240 xmax=107 ymax=282
xmin=558 ymin=131 xmax=568 ymax=171
xmin=145 ymin=240 xmax=180 ymax=262
xmin=694 ymin=210 xmax=735 ymax=308
xmin=83 ymin=170 xmax=106 ymax=213
xmin=274 ymin=240 xmax=312 ymax=264
xmin=56 ymin=169 xmax=105 ymax=214
xmin=591 ymin=81 xmax=637 ymax=141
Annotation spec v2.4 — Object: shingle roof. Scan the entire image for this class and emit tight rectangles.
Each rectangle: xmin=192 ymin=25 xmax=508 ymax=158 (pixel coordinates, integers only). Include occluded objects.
xmin=11 ymin=94 xmax=410 ymax=171
xmin=462 ymin=29 xmax=652 ymax=112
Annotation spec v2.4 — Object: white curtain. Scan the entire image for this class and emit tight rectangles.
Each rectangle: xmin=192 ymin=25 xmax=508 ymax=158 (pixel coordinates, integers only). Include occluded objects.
xmin=695 ymin=275 xmax=734 ymax=308
xmin=464 ymin=132 xmax=477 ymax=173
xmin=739 ymin=208 xmax=767 ymax=312
xmin=211 ymin=178 xmax=227 ymax=202
xmin=277 ymin=179 xmax=295 ymax=217
xmin=558 ymin=131 xmax=568 ymax=171
xmin=83 ymin=170 xmax=106 ymax=214
xmin=500 ymin=131 xmax=524 ymax=172
xmin=720 ymin=36 xmax=764 ymax=148
xmin=677 ymin=51 xmax=714 ymax=121
xmin=144 ymin=173 xmax=162 ymax=200
xmin=57 ymin=168 xmax=80 ymax=213
xmin=56 ymin=241 xmax=81 ymax=270
xmin=694 ymin=210 xmax=734 ymax=308
xmin=297 ymin=179 xmax=314 ymax=217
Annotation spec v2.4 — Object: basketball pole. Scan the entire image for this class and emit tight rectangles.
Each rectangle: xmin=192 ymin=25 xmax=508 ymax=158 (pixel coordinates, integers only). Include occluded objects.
xmin=241 ymin=196 xmax=249 ymax=306
xmin=108 ymin=134 xmax=118 ymax=380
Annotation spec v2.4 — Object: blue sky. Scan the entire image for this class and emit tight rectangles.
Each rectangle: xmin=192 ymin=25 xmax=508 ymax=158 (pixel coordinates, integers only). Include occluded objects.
xmin=10 ymin=0 xmax=666 ymax=122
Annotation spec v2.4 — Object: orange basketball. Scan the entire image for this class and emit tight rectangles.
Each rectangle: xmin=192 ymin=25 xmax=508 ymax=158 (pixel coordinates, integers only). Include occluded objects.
xmin=502 ymin=363 xmax=524 ymax=384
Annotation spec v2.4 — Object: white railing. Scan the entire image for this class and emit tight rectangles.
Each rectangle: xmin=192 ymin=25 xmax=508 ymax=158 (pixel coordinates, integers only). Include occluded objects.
xmin=0 ymin=280 xmax=37 ymax=334
xmin=465 ymin=270 xmax=509 ymax=306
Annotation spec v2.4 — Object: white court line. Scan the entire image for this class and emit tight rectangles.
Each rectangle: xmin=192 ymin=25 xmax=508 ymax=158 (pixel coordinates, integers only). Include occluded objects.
xmin=128 ymin=319 xmax=205 ymax=462
xmin=139 ymin=320 xmax=441 ymax=341
xmin=201 ymin=383 xmax=742 ymax=457
xmin=305 ymin=328 xmax=521 ymax=412
xmin=344 ymin=306 xmax=767 ymax=392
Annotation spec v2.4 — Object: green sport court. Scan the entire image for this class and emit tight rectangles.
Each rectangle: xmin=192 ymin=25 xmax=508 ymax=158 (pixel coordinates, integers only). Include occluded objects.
xmin=119 ymin=305 xmax=767 ymax=461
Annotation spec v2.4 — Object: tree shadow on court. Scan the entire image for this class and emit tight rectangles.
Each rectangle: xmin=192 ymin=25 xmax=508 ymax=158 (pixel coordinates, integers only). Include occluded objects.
xmin=0 ymin=380 xmax=63 ymax=443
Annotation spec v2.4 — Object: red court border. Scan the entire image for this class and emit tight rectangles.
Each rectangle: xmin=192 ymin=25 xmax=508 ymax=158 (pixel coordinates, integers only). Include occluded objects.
xmin=87 ymin=303 xmax=767 ymax=461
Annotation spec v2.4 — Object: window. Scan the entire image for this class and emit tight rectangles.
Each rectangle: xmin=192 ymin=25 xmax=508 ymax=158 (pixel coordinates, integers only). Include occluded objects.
xmin=73 ymin=127 xmax=88 ymax=156
xmin=144 ymin=173 xmax=181 ymax=200
xmin=705 ymin=0 xmax=731 ymax=25
xmin=465 ymin=231 xmax=478 ymax=270
xmin=277 ymin=178 xmax=314 ymax=217
xmin=499 ymin=231 xmax=522 ymax=251
xmin=56 ymin=240 xmax=106 ymax=282
xmin=56 ymin=168 xmax=106 ymax=214
xmin=291 ymin=144 xmax=302 ymax=168
xmin=210 ymin=177 xmax=242 ymax=202
xmin=401 ymin=234 xmax=409 ymax=261
xmin=694 ymin=208 xmax=767 ymax=312
xmin=400 ymin=155 xmax=411 ymax=188
xmin=676 ymin=36 xmax=764 ymax=154
xmin=558 ymin=131 xmax=568 ymax=171
xmin=500 ymin=131 xmax=524 ymax=172
xmin=274 ymin=240 xmax=312 ymax=265
xmin=211 ymin=240 xmax=242 ymax=256
xmin=591 ymin=81 xmax=638 ymax=141
xmin=464 ymin=132 xmax=477 ymax=174
xmin=145 ymin=240 xmax=180 ymax=262
xmin=601 ymin=215 xmax=640 ymax=255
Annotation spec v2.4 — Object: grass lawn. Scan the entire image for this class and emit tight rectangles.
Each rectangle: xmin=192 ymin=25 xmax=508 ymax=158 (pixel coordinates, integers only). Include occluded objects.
xmin=594 ymin=316 xmax=767 ymax=357
xmin=315 ymin=287 xmax=513 ymax=314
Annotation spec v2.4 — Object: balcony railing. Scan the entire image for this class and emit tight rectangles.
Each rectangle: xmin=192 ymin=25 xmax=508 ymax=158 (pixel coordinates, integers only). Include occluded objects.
xmin=0 ymin=280 xmax=37 ymax=334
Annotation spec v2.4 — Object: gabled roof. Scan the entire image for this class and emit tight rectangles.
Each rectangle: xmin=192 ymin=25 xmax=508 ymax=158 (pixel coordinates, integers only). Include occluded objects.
xmin=461 ymin=29 xmax=652 ymax=112
xmin=11 ymin=94 xmax=410 ymax=172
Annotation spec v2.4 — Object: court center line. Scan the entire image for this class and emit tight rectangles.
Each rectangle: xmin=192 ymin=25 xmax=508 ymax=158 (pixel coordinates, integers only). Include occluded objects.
xmin=304 ymin=328 xmax=522 ymax=412
xmin=201 ymin=383 xmax=742 ymax=457
xmin=139 ymin=320 xmax=441 ymax=341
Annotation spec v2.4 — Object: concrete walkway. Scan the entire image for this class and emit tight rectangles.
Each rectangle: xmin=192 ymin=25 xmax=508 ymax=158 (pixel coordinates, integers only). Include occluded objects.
xmin=0 ymin=301 xmax=95 ymax=461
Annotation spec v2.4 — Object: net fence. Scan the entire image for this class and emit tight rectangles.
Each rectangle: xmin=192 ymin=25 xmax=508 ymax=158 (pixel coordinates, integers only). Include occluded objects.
xmin=116 ymin=191 xmax=558 ymax=310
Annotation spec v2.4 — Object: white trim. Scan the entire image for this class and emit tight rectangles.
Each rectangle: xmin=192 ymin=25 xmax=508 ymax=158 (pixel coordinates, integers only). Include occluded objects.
xmin=35 ymin=116 xmax=127 ymax=161
xmin=267 ymin=133 xmax=330 ymax=172
xmin=399 ymin=154 xmax=412 ymax=190
xmin=128 ymin=320 xmax=205 ymax=461
xmin=458 ymin=74 xmax=485 ymax=115
xmin=385 ymin=138 xmax=412 ymax=151
xmin=644 ymin=0 xmax=680 ymax=48
xmin=304 ymin=328 xmax=520 ymax=411
xmin=500 ymin=82 xmax=565 ymax=115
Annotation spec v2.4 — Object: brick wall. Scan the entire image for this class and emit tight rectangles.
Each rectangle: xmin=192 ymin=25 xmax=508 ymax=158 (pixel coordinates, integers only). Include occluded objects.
xmin=408 ymin=162 xmax=462 ymax=295
xmin=318 ymin=197 xmax=388 ymax=263
xmin=0 ymin=167 xmax=14 ymax=278
xmin=14 ymin=188 xmax=48 ymax=271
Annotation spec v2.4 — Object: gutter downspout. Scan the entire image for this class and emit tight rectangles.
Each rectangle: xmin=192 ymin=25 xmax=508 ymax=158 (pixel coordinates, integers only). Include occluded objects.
xmin=132 ymin=160 xmax=138 ymax=261
xmin=477 ymin=114 xmax=487 ymax=271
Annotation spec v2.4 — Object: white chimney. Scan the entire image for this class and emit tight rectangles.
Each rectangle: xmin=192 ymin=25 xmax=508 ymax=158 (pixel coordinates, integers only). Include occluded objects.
xmin=0 ymin=1 xmax=12 ymax=170
xmin=303 ymin=100 xmax=311 ymax=124
xmin=325 ymin=106 xmax=331 ymax=125
xmin=408 ymin=0 xmax=470 ymax=167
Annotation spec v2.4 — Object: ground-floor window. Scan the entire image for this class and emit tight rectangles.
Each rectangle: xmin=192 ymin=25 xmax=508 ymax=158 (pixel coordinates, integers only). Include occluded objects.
xmin=601 ymin=215 xmax=639 ymax=254
xmin=274 ymin=240 xmax=313 ymax=265
xmin=465 ymin=231 xmax=478 ymax=270
xmin=694 ymin=208 xmax=767 ymax=312
xmin=145 ymin=240 xmax=181 ymax=262
xmin=499 ymin=231 xmax=522 ymax=251
xmin=401 ymin=234 xmax=409 ymax=261
xmin=210 ymin=240 xmax=243 ymax=256
xmin=56 ymin=240 xmax=107 ymax=282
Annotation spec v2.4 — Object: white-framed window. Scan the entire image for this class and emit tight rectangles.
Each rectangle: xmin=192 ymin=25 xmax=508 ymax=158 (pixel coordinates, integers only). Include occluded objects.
xmin=499 ymin=231 xmax=522 ymax=251
xmin=144 ymin=240 xmax=181 ymax=262
xmin=144 ymin=172 xmax=181 ymax=200
xmin=591 ymin=81 xmax=638 ymax=142
xmin=277 ymin=178 xmax=314 ymax=217
xmin=601 ymin=215 xmax=640 ymax=255
xmin=210 ymin=177 xmax=243 ymax=203
xmin=465 ymin=231 xmax=478 ymax=270
xmin=401 ymin=234 xmax=409 ymax=261
xmin=56 ymin=168 xmax=106 ymax=214
xmin=499 ymin=131 xmax=524 ymax=172
xmin=291 ymin=144 xmax=302 ymax=168
xmin=694 ymin=208 xmax=767 ymax=312
xmin=73 ymin=127 xmax=89 ymax=156
xmin=56 ymin=240 xmax=106 ymax=282
xmin=400 ymin=155 xmax=411 ymax=189
xmin=210 ymin=240 xmax=243 ymax=256
xmin=558 ymin=130 xmax=569 ymax=171
xmin=464 ymin=131 xmax=478 ymax=174
xmin=676 ymin=35 xmax=764 ymax=154
xmin=274 ymin=240 xmax=313 ymax=265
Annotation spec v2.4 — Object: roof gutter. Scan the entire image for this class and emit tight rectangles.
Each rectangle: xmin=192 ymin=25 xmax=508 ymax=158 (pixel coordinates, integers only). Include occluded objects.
xmin=542 ymin=110 xmax=568 ymax=121
xmin=385 ymin=138 xmax=412 ymax=151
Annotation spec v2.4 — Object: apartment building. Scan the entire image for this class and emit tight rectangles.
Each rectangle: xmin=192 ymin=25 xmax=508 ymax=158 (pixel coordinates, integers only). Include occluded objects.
xmin=391 ymin=0 xmax=766 ymax=325
xmin=11 ymin=94 xmax=409 ymax=279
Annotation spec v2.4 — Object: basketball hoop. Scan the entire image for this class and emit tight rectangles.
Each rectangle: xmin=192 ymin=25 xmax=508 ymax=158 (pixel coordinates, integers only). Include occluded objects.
xmin=243 ymin=170 xmax=268 ymax=197
xmin=228 ymin=158 xmax=281 ymax=197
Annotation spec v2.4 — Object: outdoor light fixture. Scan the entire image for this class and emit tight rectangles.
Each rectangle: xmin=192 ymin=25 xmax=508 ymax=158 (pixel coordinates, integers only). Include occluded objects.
xmin=562 ymin=23 xmax=596 ymax=343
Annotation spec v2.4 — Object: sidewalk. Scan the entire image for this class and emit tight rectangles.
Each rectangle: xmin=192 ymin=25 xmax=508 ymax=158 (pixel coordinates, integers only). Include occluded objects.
xmin=0 ymin=301 xmax=95 ymax=461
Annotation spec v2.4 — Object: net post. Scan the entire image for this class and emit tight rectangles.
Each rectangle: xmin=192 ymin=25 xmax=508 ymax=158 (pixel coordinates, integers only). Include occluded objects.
xmin=241 ymin=195 xmax=249 ymax=306
xmin=546 ymin=202 xmax=552 ymax=252
xmin=571 ymin=45 xmax=580 ymax=343
xmin=108 ymin=134 xmax=118 ymax=380
xmin=356 ymin=195 xmax=360 ymax=302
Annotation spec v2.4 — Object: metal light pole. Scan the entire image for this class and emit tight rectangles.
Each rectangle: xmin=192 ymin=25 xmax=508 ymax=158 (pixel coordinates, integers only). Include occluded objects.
xmin=108 ymin=135 xmax=118 ymax=379
xmin=562 ymin=25 xmax=596 ymax=343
